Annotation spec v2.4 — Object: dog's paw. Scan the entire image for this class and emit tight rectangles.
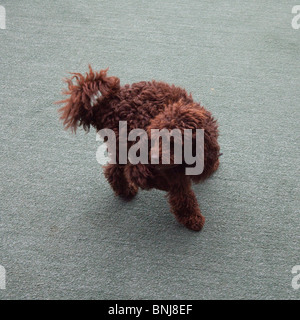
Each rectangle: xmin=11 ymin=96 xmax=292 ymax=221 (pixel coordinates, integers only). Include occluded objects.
xmin=115 ymin=183 xmax=138 ymax=201
xmin=178 ymin=214 xmax=205 ymax=231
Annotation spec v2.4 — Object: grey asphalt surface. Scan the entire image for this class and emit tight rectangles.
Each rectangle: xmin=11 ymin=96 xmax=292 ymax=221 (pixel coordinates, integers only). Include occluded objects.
xmin=0 ymin=1 xmax=299 ymax=299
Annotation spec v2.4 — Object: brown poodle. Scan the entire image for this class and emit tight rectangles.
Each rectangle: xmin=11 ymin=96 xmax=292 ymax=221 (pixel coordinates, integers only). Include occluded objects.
xmin=57 ymin=66 xmax=220 ymax=231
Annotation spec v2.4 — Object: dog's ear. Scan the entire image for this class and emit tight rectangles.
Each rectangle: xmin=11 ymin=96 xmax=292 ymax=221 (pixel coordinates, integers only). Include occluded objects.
xmin=56 ymin=76 xmax=88 ymax=132
xmin=56 ymin=66 xmax=120 ymax=132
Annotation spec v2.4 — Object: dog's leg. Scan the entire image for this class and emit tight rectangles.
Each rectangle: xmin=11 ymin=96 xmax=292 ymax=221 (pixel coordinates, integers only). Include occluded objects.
xmin=167 ymin=174 xmax=205 ymax=231
xmin=103 ymin=164 xmax=138 ymax=200
xmin=124 ymin=163 xmax=156 ymax=190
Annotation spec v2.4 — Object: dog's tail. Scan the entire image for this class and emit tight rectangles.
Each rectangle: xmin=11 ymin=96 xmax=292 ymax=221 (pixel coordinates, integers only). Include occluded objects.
xmin=147 ymin=99 xmax=220 ymax=179
xmin=56 ymin=65 xmax=120 ymax=132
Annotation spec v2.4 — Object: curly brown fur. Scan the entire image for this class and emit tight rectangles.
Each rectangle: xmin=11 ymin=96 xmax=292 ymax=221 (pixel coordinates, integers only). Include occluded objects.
xmin=57 ymin=66 xmax=220 ymax=231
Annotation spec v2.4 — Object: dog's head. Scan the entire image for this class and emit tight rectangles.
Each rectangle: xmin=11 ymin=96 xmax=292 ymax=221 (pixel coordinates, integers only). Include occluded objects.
xmin=56 ymin=66 xmax=120 ymax=132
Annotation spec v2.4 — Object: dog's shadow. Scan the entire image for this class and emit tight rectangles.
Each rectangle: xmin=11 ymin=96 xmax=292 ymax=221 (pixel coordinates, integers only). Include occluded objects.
xmin=84 ymin=170 xmax=222 ymax=250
